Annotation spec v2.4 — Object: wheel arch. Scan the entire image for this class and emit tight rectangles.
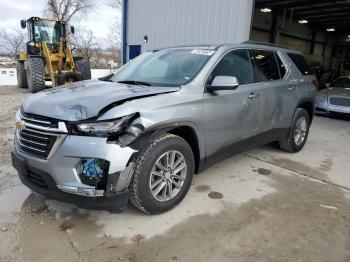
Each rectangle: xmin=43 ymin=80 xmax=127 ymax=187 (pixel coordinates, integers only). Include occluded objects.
xmin=129 ymin=122 xmax=202 ymax=174
xmin=297 ymin=99 xmax=315 ymax=123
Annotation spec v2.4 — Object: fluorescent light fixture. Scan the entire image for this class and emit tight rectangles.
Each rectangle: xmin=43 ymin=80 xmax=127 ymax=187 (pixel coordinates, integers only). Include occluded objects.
xmin=327 ymin=28 xmax=335 ymax=32
xmin=260 ymin=8 xmax=272 ymax=13
xmin=256 ymin=55 xmax=265 ymax=60
xmin=298 ymin=20 xmax=308 ymax=24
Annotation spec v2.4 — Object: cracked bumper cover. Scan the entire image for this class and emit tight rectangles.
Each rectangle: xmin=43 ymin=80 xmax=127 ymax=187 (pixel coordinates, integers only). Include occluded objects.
xmin=12 ymin=134 xmax=137 ymax=212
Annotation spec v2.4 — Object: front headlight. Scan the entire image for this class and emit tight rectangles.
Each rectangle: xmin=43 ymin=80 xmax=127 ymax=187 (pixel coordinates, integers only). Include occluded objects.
xmin=317 ymin=92 xmax=327 ymax=102
xmin=76 ymin=115 xmax=134 ymax=136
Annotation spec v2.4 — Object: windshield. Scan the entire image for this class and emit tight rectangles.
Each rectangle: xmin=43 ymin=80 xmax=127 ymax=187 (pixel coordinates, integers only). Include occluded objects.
xmin=34 ymin=20 xmax=64 ymax=44
xmin=331 ymin=77 xmax=350 ymax=89
xmin=111 ymin=48 xmax=215 ymax=86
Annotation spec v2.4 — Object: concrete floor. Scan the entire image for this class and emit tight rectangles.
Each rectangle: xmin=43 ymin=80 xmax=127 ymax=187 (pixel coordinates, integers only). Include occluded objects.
xmin=1 ymin=86 xmax=350 ymax=262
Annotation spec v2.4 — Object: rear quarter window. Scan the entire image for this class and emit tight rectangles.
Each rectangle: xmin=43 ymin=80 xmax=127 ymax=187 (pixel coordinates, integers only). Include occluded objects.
xmin=251 ymin=49 xmax=280 ymax=82
xmin=287 ymin=53 xmax=312 ymax=75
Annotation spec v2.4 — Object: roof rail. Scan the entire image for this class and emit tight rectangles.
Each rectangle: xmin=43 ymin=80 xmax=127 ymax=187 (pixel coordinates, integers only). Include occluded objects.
xmin=241 ymin=41 xmax=290 ymax=49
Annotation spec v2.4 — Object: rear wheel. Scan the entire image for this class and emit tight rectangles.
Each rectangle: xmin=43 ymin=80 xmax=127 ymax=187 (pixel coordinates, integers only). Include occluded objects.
xmin=129 ymin=133 xmax=195 ymax=214
xmin=74 ymin=58 xmax=91 ymax=80
xmin=279 ymin=108 xmax=310 ymax=153
xmin=16 ymin=61 xmax=28 ymax=88
xmin=26 ymin=57 xmax=45 ymax=93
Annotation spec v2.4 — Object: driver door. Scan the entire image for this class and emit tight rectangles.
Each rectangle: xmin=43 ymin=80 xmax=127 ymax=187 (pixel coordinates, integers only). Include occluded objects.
xmin=203 ymin=49 xmax=261 ymax=161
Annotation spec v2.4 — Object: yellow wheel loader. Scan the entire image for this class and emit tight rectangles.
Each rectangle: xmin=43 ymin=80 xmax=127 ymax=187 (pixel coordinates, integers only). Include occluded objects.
xmin=17 ymin=17 xmax=91 ymax=93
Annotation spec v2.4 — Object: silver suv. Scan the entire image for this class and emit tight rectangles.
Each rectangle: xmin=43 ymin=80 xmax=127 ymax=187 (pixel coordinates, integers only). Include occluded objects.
xmin=12 ymin=42 xmax=316 ymax=214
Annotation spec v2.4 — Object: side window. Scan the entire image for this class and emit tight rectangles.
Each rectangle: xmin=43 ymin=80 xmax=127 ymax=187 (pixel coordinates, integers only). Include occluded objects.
xmin=209 ymin=49 xmax=254 ymax=85
xmin=287 ymin=53 xmax=311 ymax=75
xmin=252 ymin=49 xmax=280 ymax=82
xmin=275 ymin=53 xmax=287 ymax=78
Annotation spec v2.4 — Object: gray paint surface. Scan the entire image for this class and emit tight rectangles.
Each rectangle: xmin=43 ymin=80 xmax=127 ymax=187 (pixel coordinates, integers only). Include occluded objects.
xmin=16 ymin=43 xmax=316 ymax=199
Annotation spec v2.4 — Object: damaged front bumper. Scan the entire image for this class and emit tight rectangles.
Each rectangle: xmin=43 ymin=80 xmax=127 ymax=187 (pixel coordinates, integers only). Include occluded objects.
xmin=12 ymin=129 xmax=137 ymax=212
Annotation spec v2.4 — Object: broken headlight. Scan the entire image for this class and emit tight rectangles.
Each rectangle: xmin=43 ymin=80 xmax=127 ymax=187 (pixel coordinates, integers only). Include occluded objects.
xmin=76 ymin=115 xmax=134 ymax=136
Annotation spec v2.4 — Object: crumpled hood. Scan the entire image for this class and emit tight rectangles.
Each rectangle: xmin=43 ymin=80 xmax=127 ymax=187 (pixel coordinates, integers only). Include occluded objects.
xmin=22 ymin=80 xmax=180 ymax=121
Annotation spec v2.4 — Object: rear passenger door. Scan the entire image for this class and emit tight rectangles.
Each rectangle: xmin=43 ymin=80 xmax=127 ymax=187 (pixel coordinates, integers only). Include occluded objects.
xmin=250 ymin=49 xmax=290 ymax=131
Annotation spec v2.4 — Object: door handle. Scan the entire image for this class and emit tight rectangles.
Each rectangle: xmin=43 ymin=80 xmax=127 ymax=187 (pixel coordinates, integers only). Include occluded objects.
xmin=288 ymin=86 xmax=295 ymax=91
xmin=248 ymin=92 xmax=259 ymax=99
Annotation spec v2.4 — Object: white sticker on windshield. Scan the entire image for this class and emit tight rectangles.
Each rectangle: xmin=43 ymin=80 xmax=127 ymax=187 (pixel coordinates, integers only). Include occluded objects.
xmin=190 ymin=49 xmax=215 ymax=56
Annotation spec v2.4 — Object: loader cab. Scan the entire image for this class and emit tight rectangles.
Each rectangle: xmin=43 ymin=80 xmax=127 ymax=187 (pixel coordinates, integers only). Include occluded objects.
xmin=21 ymin=17 xmax=66 ymax=55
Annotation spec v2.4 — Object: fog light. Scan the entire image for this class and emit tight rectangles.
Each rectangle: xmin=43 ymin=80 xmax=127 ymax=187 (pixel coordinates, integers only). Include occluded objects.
xmin=77 ymin=159 xmax=109 ymax=188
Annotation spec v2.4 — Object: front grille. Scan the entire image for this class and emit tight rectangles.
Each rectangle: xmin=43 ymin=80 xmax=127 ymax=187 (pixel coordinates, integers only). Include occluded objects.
xmin=27 ymin=170 xmax=47 ymax=188
xmin=17 ymin=128 xmax=58 ymax=159
xmin=20 ymin=111 xmax=59 ymax=129
xmin=329 ymin=97 xmax=350 ymax=107
xmin=16 ymin=112 xmax=67 ymax=159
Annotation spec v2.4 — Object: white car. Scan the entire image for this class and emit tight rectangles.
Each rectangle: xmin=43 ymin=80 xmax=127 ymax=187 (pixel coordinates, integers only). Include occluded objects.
xmin=316 ymin=76 xmax=350 ymax=115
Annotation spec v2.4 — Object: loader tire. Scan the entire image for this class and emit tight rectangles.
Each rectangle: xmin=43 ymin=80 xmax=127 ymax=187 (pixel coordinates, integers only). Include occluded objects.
xmin=74 ymin=58 xmax=91 ymax=80
xmin=16 ymin=61 xmax=28 ymax=89
xmin=26 ymin=57 xmax=45 ymax=93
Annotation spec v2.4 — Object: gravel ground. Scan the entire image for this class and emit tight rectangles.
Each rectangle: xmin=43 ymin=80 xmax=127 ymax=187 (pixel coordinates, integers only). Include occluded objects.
xmin=1 ymin=86 xmax=350 ymax=262
xmin=0 ymin=86 xmax=28 ymax=190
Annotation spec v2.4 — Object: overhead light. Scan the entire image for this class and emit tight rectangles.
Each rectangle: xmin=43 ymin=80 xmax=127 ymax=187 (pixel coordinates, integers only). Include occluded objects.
xmin=327 ymin=28 xmax=335 ymax=32
xmin=298 ymin=20 xmax=308 ymax=24
xmin=256 ymin=55 xmax=265 ymax=60
xmin=347 ymin=35 xmax=350 ymax=38
xmin=260 ymin=8 xmax=272 ymax=13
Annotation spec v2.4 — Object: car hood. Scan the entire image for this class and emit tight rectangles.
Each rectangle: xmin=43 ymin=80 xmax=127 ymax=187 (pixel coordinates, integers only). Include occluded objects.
xmin=22 ymin=80 xmax=181 ymax=121
xmin=326 ymin=87 xmax=350 ymax=97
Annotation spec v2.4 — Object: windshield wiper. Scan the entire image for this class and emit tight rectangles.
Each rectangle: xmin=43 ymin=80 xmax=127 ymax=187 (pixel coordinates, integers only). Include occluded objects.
xmin=117 ymin=80 xmax=152 ymax=86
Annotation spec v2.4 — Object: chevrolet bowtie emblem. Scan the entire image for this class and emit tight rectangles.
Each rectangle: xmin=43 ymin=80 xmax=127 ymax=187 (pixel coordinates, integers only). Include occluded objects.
xmin=16 ymin=120 xmax=25 ymax=131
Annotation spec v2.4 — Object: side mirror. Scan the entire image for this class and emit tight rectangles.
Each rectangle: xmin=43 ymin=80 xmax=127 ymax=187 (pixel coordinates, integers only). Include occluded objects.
xmin=70 ymin=26 xmax=75 ymax=34
xmin=325 ymin=83 xmax=330 ymax=88
xmin=207 ymin=76 xmax=239 ymax=92
xmin=20 ymin=20 xmax=26 ymax=29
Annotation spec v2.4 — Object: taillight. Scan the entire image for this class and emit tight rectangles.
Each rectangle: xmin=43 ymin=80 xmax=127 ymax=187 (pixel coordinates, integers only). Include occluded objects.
xmin=312 ymin=79 xmax=320 ymax=88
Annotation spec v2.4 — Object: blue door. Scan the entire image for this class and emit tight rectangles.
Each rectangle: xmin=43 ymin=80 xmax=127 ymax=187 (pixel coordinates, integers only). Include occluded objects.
xmin=129 ymin=45 xmax=141 ymax=60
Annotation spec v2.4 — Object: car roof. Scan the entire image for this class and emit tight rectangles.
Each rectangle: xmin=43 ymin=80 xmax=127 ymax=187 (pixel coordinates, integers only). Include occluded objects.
xmin=152 ymin=42 xmax=300 ymax=54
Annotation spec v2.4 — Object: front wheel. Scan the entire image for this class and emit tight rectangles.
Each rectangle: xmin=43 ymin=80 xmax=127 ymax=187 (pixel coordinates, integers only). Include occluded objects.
xmin=129 ymin=133 xmax=194 ymax=214
xmin=279 ymin=108 xmax=310 ymax=153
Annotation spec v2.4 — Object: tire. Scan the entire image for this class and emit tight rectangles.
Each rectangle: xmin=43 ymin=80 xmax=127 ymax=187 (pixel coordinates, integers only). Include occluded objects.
xmin=26 ymin=57 xmax=45 ymax=93
xmin=74 ymin=58 xmax=91 ymax=80
xmin=279 ymin=108 xmax=310 ymax=153
xmin=56 ymin=71 xmax=81 ymax=86
xmin=16 ymin=61 xmax=28 ymax=88
xmin=129 ymin=133 xmax=195 ymax=214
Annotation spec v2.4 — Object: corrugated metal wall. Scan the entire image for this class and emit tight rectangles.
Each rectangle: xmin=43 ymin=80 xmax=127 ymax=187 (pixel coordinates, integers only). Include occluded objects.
xmin=126 ymin=0 xmax=253 ymax=55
